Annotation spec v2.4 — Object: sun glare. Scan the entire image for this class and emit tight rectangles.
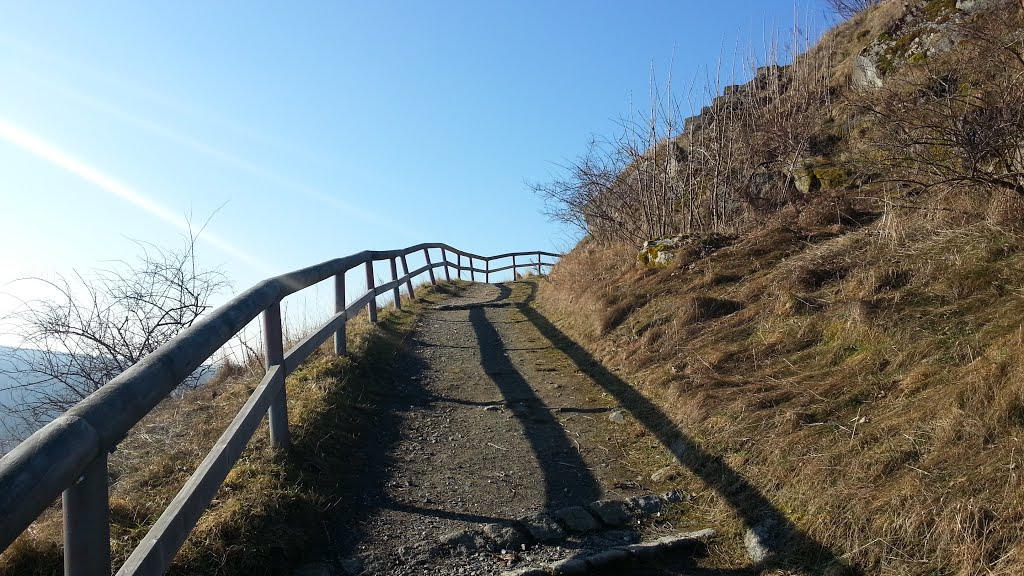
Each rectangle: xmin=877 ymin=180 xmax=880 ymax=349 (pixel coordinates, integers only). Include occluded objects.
xmin=0 ymin=117 xmax=271 ymax=274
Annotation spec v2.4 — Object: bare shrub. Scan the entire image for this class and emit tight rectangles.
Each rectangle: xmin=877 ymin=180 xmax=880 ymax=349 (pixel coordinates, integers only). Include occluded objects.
xmin=825 ymin=0 xmax=881 ymax=19
xmin=533 ymin=70 xmax=685 ymax=246
xmin=0 ymin=230 xmax=228 ymax=439
xmin=854 ymin=11 xmax=1024 ymax=214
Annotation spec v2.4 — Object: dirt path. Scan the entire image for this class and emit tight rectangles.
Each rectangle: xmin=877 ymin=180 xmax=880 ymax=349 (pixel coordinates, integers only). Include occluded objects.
xmin=312 ymin=281 xmax=705 ymax=575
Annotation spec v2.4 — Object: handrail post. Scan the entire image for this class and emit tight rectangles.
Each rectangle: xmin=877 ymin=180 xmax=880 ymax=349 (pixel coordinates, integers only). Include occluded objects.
xmin=485 ymin=259 xmax=490 ymax=284
xmin=469 ymin=257 xmax=475 ymax=282
xmin=400 ymin=254 xmax=415 ymax=300
xmin=457 ymin=253 xmax=462 ymax=280
xmin=390 ymin=257 xmax=401 ymax=311
xmin=365 ymin=260 xmax=377 ymax=323
xmin=263 ymin=302 xmax=289 ymax=450
xmin=512 ymin=254 xmax=517 ymax=280
xmin=423 ymin=248 xmax=436 ymax=285
xmin=334 ymin=272 xmax=346 ymax=355
xmin=63 ymin=453 xmax=110 ymax=576
xmin=537 ymin=252 xmax=542 ymax=276
xmin=442 ymin=249 xmax=451 ymax=282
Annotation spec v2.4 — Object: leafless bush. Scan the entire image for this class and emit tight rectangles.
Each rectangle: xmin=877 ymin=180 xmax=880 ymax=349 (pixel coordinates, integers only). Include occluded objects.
xmin=0 ymin=230 xmax=228 ymax=438
xmin=533 ymin=71 xmax=685 ymax=245
xmin=534 ymin=15 xmax=835 ymax=245
xmin=825 ymin=0 xmax=881 ymax=19
xmin=854 ymin=14 xmax=1024 ymax=208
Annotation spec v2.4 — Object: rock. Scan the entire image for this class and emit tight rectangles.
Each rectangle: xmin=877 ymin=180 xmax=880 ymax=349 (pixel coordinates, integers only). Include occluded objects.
xmin=662 ymin=489 xmax=687 ymax=503
xmin=481 ymin=522 xmax=531 ymax=551
xmin=637 ymin=236 xmax=683 ymax=268
xmin=584 ymin=547 xmax=630 ymax=569
xmin=588 ymin=499 xmax=632 ymax=527
xmin=620 ymin=541 xmax=662 ymax=559
xmin=744 ymin=519 xmax=782 ymax=563
xmin=957 ymin=0 xmax=995 ymax=13
xmin=548 ymin=557 xmax=589 ymax=575
xmin=792 ymin=167 xmax=821 ymax=194
xmin=852 ymin=55 xmax=882 ymax=89
xmin=482 ymin=404 xmax=502 ymax=411
xmin=626 ymin=494 xmax=664 ymax=516
xmin=437 ymin=529 xmax=488 ymax=552
xmin=552 ymin=505 xmax=601 ymax=532
xmin=607 ymin=409 xmax=627 ymax=424
xmin=518 ymin=513 xmax=566 ymax=543
xmin=657 ymin=528 xmax=716 ymax=550
xmin=650 ymin=465 xmax=680 ymax=482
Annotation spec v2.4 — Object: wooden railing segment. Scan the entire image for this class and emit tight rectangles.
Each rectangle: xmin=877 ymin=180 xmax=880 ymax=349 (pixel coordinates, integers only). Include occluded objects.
xmin=0 ymin=244 xmax=559 ymax=576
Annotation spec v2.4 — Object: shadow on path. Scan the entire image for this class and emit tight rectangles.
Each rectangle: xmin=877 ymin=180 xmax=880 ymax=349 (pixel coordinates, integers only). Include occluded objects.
xmin=468 ymin=283 xmax=603 ymax=510
xmin=516 ymin=281 xmax=857 ymax=575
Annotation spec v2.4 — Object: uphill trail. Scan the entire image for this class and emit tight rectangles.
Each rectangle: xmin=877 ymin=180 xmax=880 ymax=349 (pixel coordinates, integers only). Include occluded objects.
xmin=303 ymin=280 xmax=712 ymax=576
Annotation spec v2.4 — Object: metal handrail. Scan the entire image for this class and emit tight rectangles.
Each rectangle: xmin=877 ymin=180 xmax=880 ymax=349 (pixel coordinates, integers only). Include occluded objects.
xmin=0 ymin=243 xmax=560 ymax=575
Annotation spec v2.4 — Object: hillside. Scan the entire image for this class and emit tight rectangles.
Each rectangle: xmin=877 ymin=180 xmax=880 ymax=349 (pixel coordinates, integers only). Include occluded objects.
xmin=536 ymin=0 xmax=1024 ymax=574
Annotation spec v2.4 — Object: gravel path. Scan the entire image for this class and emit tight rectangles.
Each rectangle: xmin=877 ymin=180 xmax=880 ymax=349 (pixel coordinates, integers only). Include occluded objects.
xmin=311 ymin=281 xmax=707 ymax=575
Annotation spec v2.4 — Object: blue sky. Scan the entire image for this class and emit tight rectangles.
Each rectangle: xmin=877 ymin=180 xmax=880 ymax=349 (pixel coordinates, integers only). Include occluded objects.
xmin=0 ymin=1 xmax=832 ymax=344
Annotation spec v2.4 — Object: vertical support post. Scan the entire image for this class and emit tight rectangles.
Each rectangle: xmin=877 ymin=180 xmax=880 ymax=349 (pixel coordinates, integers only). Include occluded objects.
xmin=400 ymin=254 xmax=415 ymax=300
xmin=469 ymin=257 xmax=475 ymax=282
xmin=457 ymin=253 xmax=462 ymax=280
xmin=537 ymin=253 xmax=542 ymax=276
xmin=334 ymin=272 xmax=346 ymax=356
xmin=263 ymin=302 xmax=290 ymax=450
xmin=365 ymin=260 xmax=377 ymax=323
xmin=423 ymin=248 xmax=437 ymax=285
xmin=485 ymin=259 xmax=490 ymax=284
xmin=512 ymin=254 xmax=517 ymax=281
xmin=442 ymin=249 xmax=451 ymax=282
xmin=63 ymin=453 xmax=110 ymax=576
xmin=390 ymin=257 xmax=401 ymax=311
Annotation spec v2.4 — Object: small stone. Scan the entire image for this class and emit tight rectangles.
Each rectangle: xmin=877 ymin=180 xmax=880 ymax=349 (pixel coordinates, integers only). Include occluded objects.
xmin=608 ymin=409 xmax=627 ymax=424
xmin=626 ymin=494 xmax=663 ymax=516
xmin=548 ymin=557 xmax=589 ymax=575
xmin=745 ymin=519 xmax=780 ymax=563
xmin=650 ymin=465 xmax=680 ymax=483
xmin=588 ymin=499 xmax=632 ymax=527
xmin=482 ymin=523 xmax=531 ymax=551
xmin=437 ymin=529 xmax=488 ymax=552
xmin=482 ymin=404 xmax=502 ymax=411
xmin=662 ymin=489 xmax=686 ymax=503
xmin=519 ymin=513 xmax=566 ymax=543
xmin=552 ymin=505 xmax=601 ymax=533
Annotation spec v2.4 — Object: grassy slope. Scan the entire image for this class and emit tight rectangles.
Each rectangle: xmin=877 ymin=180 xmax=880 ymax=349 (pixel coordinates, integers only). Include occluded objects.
xmin=538 ymin=218 xmax=1024 ymax=574
xmin=0 ymin=282 xmax=464 ymax=575
xmin=538 ymin=2 xmax=1024 ymax=572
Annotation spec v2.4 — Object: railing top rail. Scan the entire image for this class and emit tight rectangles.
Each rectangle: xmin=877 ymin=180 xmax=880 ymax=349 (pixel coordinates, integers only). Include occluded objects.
xmin=0 ymin=243 xmax=560 ymax=553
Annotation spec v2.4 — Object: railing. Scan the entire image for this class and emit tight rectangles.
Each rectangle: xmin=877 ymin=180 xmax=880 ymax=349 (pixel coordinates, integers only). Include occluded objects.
xmin=0 ymin=244 xmax=560 ymax=576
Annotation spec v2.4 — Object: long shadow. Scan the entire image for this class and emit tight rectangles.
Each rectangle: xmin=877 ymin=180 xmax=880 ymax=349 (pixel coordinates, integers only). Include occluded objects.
xmin=290 ymin=308 xmax=438 ymax=568
xmin=467 ymin=283 xmax=603 ymax=510
xmin=515 ymin=281 xmax=857 ymax=575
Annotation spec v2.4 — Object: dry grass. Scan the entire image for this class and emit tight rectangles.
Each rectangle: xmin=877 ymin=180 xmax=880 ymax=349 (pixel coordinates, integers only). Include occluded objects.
xmin=0 ymin=281 xmax=464 ymax=575
xmin=538 ymin=210 xmax=1024 ymax=574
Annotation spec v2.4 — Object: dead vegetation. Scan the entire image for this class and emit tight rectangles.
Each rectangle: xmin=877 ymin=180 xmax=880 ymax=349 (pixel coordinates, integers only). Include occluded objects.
xmin=0 ymin=282 xmax=464 ymax=575
xmin=533 ymin=3 xmax=1024 ymax=572
xmin=539 ymin=215 xmax=1024 ymax=574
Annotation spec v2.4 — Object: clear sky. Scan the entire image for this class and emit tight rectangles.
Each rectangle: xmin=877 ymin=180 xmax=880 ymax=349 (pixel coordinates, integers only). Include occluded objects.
xmin=0 ymin=1 xmax=832 ymax=345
